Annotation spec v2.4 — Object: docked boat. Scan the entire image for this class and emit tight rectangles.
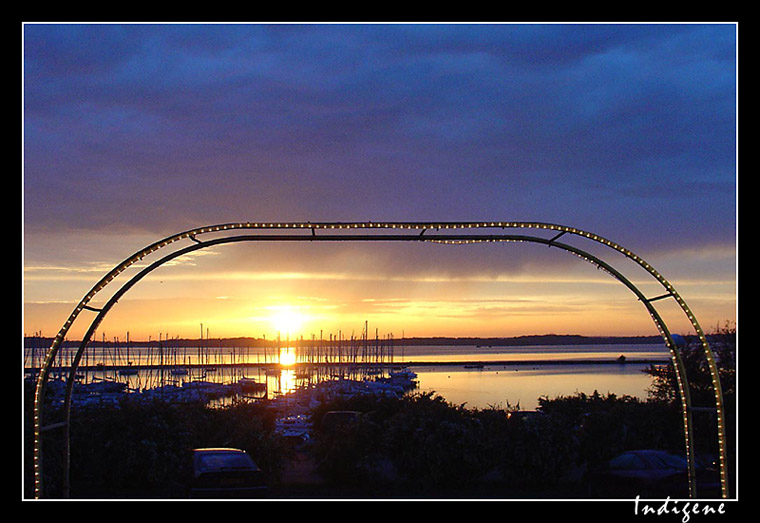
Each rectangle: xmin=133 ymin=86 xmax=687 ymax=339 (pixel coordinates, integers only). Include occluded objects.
xmin=78 ymin=378 xmax=128 ymax=394
xmin=389 ymin=367 xmax=417 ymax=380
xmin=275 ymin=414 xmax=312 ymax=443
xmin=238 ymin=377 xmax=267 ymax=393
xmin=182 ymin=380 xmax=236 ymax=400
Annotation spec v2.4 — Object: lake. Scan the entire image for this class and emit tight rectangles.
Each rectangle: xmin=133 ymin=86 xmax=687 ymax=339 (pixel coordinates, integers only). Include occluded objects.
xmin=24 ymin=342 xmax=670 ymax=410
xmin=387 ymin=343 xmax=669 ymax=409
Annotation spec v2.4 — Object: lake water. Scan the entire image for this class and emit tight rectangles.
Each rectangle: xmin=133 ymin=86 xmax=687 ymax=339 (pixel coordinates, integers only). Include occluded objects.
xmin=413 ymin=362 xmax=658 ymax=410
xmin=24 ymin=342 xmax=670 ymax=410
xmin=397 ymin=343 xmax=669 ymax=409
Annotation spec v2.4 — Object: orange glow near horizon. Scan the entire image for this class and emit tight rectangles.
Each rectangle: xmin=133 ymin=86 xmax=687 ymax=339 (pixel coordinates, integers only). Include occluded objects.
xmin=22 ymin=285 xmax=735 ymax=343
xmin=22 ymin=239 xmax=736 ymax=343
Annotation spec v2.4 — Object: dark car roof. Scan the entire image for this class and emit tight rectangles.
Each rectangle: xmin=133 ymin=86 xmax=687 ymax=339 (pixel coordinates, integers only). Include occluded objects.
xmin=609 ymin=450 xmax=688 ymax=471
xmin=193 ymin=447 xmax=247 ymax=453
xmin=192 ymin=448 xmax=259 ymax=472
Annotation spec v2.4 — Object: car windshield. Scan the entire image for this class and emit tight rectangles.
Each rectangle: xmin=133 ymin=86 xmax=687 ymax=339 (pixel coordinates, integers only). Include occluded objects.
xmin=197 ymin=452 xmax=254 ymax=472
xmin=609 ymin=453 xmax=647 ymax=470
xmin=647 ymin=453 xmax=688 ymax=470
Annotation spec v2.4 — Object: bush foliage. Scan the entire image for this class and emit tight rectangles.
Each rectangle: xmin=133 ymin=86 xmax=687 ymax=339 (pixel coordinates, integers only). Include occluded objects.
xmin=24 ymin=395 xmax=286 ymax=498
xmin=308 ymin=390 xmax=685 ymax=491
xmin=25 ymin=388 xmax=689 ymax=498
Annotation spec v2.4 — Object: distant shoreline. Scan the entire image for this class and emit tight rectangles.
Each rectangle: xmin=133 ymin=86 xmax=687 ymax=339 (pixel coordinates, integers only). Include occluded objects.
xmin=24 ymin=333 xmax=667 ymax=349
xmin=401 ymin=334 xmax=665 ymax=347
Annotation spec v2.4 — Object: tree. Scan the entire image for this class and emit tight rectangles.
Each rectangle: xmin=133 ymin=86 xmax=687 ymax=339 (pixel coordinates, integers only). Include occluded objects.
xmin=644 ymin=321 xmax=736 ymax=461
xmin=644 ymin=322 xmax=735 ymax=407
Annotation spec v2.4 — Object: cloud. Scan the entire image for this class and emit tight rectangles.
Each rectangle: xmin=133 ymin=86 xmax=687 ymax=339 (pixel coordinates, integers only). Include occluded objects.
xmin=23 ymin=23 xmax=737 ymax=290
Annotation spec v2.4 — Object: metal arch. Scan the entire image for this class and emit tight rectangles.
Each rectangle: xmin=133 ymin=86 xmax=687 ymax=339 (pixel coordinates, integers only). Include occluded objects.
xmin=31 ymin=222 xmax=728 ymax=499
xmin=54 ymin=233 xmax=696 ymax=499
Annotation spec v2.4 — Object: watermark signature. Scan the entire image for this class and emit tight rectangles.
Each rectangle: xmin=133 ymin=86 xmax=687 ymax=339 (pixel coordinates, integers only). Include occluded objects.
xmin=634 ymin=496 xmax=727 ymax=522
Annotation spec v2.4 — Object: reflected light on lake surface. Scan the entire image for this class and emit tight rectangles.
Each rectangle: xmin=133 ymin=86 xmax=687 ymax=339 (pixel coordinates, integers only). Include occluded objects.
xmin=278 ymin=347 xmax=297 ymax=366
xmin=416 ymin=364 xmax=655 ymax=411
xmin=276 ymin=368 xmax=297 ymax=396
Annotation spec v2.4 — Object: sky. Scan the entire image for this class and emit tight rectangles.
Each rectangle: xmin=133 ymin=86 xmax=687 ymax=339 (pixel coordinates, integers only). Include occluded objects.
xmin=22 ymin=22 xmax=737 ymax=342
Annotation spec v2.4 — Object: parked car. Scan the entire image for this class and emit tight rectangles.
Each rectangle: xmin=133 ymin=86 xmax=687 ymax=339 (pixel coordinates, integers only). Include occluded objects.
xmin=585 ymin=449 xmax=720 ymax=499
xmin=189 ymin=448 xmax=267 ymax=498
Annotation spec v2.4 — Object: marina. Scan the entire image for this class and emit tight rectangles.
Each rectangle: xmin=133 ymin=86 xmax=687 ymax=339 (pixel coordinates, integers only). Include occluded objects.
xmin=24 ymin=333 xmax=670 ymax=410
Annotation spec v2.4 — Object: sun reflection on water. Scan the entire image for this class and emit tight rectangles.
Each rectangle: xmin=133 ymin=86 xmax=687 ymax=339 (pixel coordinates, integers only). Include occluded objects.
xmin=278 ymin=346 xmax=297 ymax=366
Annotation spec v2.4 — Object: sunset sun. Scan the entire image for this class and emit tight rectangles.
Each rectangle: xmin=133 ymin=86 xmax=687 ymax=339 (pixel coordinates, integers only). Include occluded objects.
xmin=268 ymin=305 xmax=307 ymax=338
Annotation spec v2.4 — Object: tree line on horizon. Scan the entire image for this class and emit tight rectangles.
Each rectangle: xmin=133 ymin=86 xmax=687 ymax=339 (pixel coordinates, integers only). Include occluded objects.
xmin=25 ymin=332 xmax=669 ymax=348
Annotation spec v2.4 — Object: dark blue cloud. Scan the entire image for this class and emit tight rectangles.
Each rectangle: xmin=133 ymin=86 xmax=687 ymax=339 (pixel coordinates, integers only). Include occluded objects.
xmin=23 ymin=23 xmax=736 ymax=251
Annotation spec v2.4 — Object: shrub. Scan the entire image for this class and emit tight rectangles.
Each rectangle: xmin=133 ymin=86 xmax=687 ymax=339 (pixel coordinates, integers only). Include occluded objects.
xmin=499 ymin=412 xmax=579 ymax=487
xmin=56 ymin=398 xmax=283 ymax=497
xmin=311 ymin=392 xmax=493 ymax=488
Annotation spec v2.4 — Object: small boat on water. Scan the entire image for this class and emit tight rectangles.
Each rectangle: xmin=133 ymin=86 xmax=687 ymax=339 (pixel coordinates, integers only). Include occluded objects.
xmin=389 ymin=367 xmax=417 ymax=379
xmin=378 ymin=367 xmax=418 ymax=392
xmin=78 ymin=378 xmax=128 ymax=394
xmin=238 ymin=377 xmax=267 ymax=393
